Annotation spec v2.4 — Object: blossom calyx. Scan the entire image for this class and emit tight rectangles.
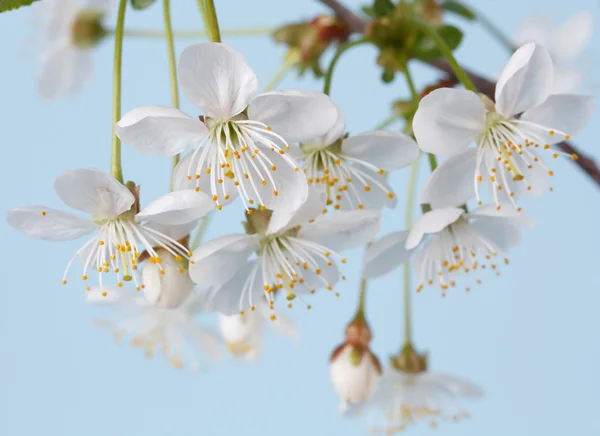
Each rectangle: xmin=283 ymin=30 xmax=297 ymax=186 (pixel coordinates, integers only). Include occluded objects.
xmin=389 ymin=343 xmax=428 ymax=374
xmin=71 ymin=10 xmax=107 ymax=49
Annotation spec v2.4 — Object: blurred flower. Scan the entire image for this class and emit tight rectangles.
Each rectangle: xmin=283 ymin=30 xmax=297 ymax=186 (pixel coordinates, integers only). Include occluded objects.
xmin=189 ymin=189 xmax=380 ymax=315
xmin=515 ymin=10 xmax=593 ymax=94
xmin=219 ymin=299 xmax=298 ymax=362
xmin=117 ymin=42 xmax=340 ymax=214
xmin=330 ymin=319 xmax=381 ymax=411
xmin=413 ymin=43 xmax=594 ymax=211
xmin=363 ymin=205 xmax=531 ymax=294
xmin=7 ymin=168 xmax=213 ymax=292
xmin=291 ymin=100 xmax=419 ymax=210
xmin=273 ymin=15 xmax=351 ymax=77
xmin=32 ymin=0 xmax=111 ymax=99
xmin=88 ymin=270 xmax=220 ymax=372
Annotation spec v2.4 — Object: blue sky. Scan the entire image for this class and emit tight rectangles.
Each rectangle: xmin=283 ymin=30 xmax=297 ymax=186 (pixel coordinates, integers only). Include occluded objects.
xmin=1 ymin=0 xmax=599 ymax=435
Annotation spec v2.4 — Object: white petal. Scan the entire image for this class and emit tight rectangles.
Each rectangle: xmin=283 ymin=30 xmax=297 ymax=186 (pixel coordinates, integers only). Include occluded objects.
xmin=248 ymin=90 xmax=340 ymax=143
xmin=521 ymin=94 xmax=594 ymax=138
xmin=405 ymin=207 xmax=464 ymax=249
xmin=412 ymin=88 xmax=485 ymax=156
xmin=515 ymin=14 xmax=552 ymax=47
xmin=495 ymin=43 xmax=553 ymax=117
xmin=207 ymin=260 xmax=264 ymax=316
xmin=363 ymin=231 xmax=412 ymax=278
xmin=419 ymin=149 xmax=477 ymax=208
xmin=551 ymin=67 xmax=584 ymax=94
xmin=144 ymin=220 xmax=198 ymax=242
xmin=302 ymin=100 xmax=346 ymax=149
xmin=116 ymin=106 xmax=207 ymax=157
xmin=552 ymin=10 xmax=593 ymax=61
xmin=424 ymin=373 xmax=483 ymax=398
xmin=267 ymin=186 xmax=325 ymax=235
xmin=141 ymin=257 xmax=195 ymax=308
xmin=298 ymin=210 xmax=380 ymax=252
xmin=330 ymin=345 xmax=381 ymax=405
xmin=265 ymin=309 xmax=299 ymax=341
xmin=335 ymin=170 xmax=397 ymax=211
xmin=341 ymin=131 xmax=419 ymax=171
xmin=54 ymin=168 xmax=134 ymax=218
xmin=469 ymin=218 xmax=524 ymax=253
xmin=37 ymin=44 xmax=83 ymax=99
xmin=179 ymin=42 xmax=258 ymax=119
xmin=7 ymin=206 xmax=96 ymax=241
xmin=189 ymin=234 xmax=259 ymax=288
xmin=136 ymin=190 xmax=214 ymax=226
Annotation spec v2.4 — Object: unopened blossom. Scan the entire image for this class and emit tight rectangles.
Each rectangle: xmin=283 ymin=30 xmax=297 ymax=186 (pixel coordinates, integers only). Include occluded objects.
xmin=32 ymin=0 xmax=111 ymax=99
xmin=219 ymin=299 xmax=298 ymax=362
xmin=117 ymin=42 xmax=340 ymax=214
xmin=7 ymin=168 xmax=213 ymax=292
xmin=363 ymin=205 xmax=531 ymax=294
xmin=413 ymin=43 xmax=594 ymax=211
xmin=189 ymin=189 xmax=380 ymax=315
xmin=291 ymin=100 xmax=419 ymax=210
xmin=330 ymin=319 xmax=382 ymax=411
xmin=88 ymin=278 xmax=220 ymax=372
xmin=516 ymin=11 xmax=593 ymax=94
xmin=352 ymin=345 xmax=482 ymax=433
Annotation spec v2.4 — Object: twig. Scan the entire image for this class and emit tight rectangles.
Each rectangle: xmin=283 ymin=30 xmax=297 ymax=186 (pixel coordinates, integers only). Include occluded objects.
xmin=317 ymin=0 xmax=600 ymax=188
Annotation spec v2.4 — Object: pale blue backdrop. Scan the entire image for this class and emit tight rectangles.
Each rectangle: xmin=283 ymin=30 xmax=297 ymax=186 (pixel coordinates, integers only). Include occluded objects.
xmin=1 ymin=0 xmax=599 ymax=435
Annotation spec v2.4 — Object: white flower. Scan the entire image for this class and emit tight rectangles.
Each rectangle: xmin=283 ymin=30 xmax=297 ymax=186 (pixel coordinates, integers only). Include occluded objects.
xmin=357 ymin=369 xmax=482 ymax=433
xmin=88 ymin=281 xmax=221 ymax=372
xmin=330 ymin=320 xmax=382 ymax=412
xmin=413 ymin=43 xmax=594 ymax=211
xmin=6 ymin=168 xmax=213 ymax=292
xmin=189 ymin=189 xmax=380 ymax=315
xmin=291 ymin=101 xmax=419 ymax=210
xmin=116 ymin=42 xmax=340 ymax=214
xmin=219 ymin=299 xmax=299 ymax=362
xmin=363 ymin=205 xmax=531 ymax=294
xmin=516 ymin=11 xmax=593 ymax=94
xmin=32 ymin=0 xmax=111 ymax=99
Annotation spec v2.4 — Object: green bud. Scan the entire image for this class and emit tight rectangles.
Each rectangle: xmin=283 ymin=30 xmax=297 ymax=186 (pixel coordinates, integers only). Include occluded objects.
xmin=381 ymin=69 xmax=395 ymax=83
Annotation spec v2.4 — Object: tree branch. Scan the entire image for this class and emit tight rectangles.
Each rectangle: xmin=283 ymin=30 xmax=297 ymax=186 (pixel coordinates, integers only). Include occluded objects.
xmin=317 ymin=0 xmax=600 ymax=188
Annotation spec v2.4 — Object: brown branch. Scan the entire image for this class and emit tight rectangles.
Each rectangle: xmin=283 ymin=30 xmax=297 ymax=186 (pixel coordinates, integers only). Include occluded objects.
xmin=317 ymin=0 xmax=600 ymax=188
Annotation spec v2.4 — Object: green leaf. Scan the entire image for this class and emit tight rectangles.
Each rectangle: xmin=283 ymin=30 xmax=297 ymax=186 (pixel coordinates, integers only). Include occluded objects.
xmin=442 ymin=0 xmax=476 ymax=21
xmin=130 ymin=0 xmax=156 ymax=10
xmin=0 ymin=0 xmax=40 ymax=13
xmin=361 ymin=0 xmax=394 ymax=19
xmin=412 ymin=24 xmax=464 ymax=62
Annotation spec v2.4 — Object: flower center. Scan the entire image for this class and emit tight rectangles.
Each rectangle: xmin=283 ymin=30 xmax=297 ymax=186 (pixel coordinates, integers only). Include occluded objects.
xmin=184 ymin=114 xmax=299 ymax=211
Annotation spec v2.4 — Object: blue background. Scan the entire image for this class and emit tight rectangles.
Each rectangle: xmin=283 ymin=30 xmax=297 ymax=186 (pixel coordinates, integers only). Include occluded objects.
xmin=1 ymin=0 xmax=599 ymax=435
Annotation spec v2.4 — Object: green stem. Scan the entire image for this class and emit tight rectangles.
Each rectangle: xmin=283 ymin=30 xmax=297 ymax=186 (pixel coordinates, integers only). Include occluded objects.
xmin=402 ymin=61 xmax=420 ymax=104
xmin=162 ymin=0 xmax=180 ymax=186
xmin=413 ymin=19 xmax=477 ymax=92
xmin=354 ymin=278 xmax=367 ymax=322
xmin=198 ymin=0 xmax=221 ymax=42
xmin=116 ymin=27 xmax=272 ymax=38
xmin=110 ymin=0 xmax=127 ymax=183
xmin=262 ymin=51 xmax=300 ymax=92
xmin=373 ymin=114 xmax=400 ymax=131
xmin=323 ymin=38 xmax=370 ymax=95
xmin=427 ymin=153 xmax=438 ymax=172
xmin=469 ymin=3 xmax=515 ymax=53
xmin=403 ymin=156 xmax=421 ymax=344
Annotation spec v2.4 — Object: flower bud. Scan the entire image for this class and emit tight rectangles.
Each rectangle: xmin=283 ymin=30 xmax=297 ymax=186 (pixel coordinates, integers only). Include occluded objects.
xmin=330 ymin=320 xmax=382 ymax=408
xmin=141 ymin=253 xmax=194 ymax=308
xmin=219 ymin=310 xmax=263 ymax=361
xmin=71 ymin=10 xmax=107 ymax=49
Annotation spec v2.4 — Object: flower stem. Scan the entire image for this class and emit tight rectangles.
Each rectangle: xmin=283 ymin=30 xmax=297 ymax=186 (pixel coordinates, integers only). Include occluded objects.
xmin=262 ymin=51 xmax=301 ymax=92
xmin=197 ymin=0 xmax=221 ymax=42
xmin=111 ymin=0 xmax=127 ymax=184
xmin=323 ymin=38 xmax=370 ymax=95
xmin=373 ymin=114 xmax=400 ymax=131
xmin=468 ymin=3 xmax=515 ymax=53
xmin=403 ymin=155 xmax=421 ymax=344
xmin=353 ymin=278 xmax=367 ymax=322
xmin=115 ymin=27 xmax=273 ymax=38
xmin=413 ymin=19 xmax=477 ymax=92
xmin=427 ymin=153 xmax=438 ymax=172
xmin=162 ymin=0 xmax=180 ymax=186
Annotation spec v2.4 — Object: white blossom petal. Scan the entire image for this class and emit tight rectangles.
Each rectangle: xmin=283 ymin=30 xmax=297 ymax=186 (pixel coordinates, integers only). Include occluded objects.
xmin=116 ymin=106 xmax=207 ymax=157
xmin=267 ymin=187 xmax=326 ymax=236
xmin=341 ymin=131 xmax=419 ymax=171
xmin=258 ymin=303 xmax=299 ymax=341
xmin=207 ymin=260 xmax=264 ymax=315
xmin=248 ymin=90 xmax=340 ymax=143
xmin=405 ymin=207 xmax=464 ymax=250
xmin=423 ymin=373 xmax=484 ymax=398
xmin=54 ymin=168 xmax=134 ymax=218
xmin=551 ymin=67 xmax=584 ymax=94
xmin=515 ymin=14 xmax=552 ymax=48
xmin=412 ymin=88 xmax=485 ymax=156
xmin=363 ymin=231 xmax=412 ymax=278
xmin=179 ymin=42 xmax=258 ymax=119
xmin=302 ymin=100 xmax=346 ymax=149
xmin=189 ymin=234 xmax=259 ymax=288
xmin=419 ymin=149 xmax=477 ymax=208
xmin=136 ymin=190 xmax=214 ymax=226
xmin=521 ymin=94 xmax=594 ymax=139
xmin=495 ymin=43 xmax=553 ymax=117
xmin=298 ymin=209 xmax=380 ymax=252
xmin=552 ymin=10 xmax=593 ymax=61
xmin=7 ymin=206 xmax=96 ymax=241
